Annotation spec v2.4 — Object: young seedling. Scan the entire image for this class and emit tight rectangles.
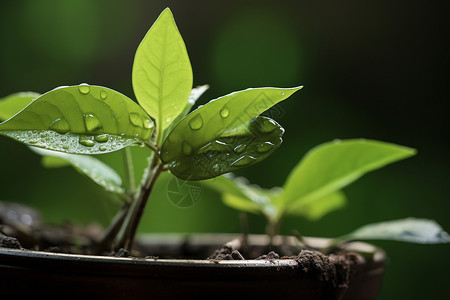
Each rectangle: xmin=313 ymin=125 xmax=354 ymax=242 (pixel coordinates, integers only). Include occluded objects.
xmin=0 ymin=8 xmax=301 ymax=252
xmin=204 ymin=139 xmax=450 ymax=248
xmin=2 ymin=8 xmax=448 ymax=256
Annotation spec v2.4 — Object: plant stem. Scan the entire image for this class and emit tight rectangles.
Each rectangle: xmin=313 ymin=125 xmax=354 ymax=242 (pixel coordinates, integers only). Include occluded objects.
xmin=145 ymin=140 xmax=160 ymax=158
xmin=239 ymin=212 xmax=249 ymax=247
xmin=113 ymin=151 xmax=163 ymax=252
xmin=123 ymin=147 xmax=135 ymax=193
xmin=96 ymin=202 xmax=130 ymax=254
xmin=123 ymin=163 xmax=163 ymax=250
xmin=266 ymin=219 xmax=281 ymax=246
xmin=98 ymin=147 xmax=136 ymax=253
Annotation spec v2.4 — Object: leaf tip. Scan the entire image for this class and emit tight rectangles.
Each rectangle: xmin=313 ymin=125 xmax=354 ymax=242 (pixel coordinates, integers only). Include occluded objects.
xmin=405 ymin=146 xmax=417 ymax=156
xmin=161 ymin=7 xmax=174 ymax=18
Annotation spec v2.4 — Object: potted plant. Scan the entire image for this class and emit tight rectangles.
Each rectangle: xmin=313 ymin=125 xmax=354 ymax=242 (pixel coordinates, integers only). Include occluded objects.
xmin=0 ymin=8 xmax=448 ymax=299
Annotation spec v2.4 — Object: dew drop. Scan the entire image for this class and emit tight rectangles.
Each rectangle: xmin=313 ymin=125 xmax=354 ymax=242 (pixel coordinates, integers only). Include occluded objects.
xmin=78 ymin=83 xmax=90 ymax=95
xmin=256 ymin=142 xmax=274 ymax=153
xmin=129 ymin=112 xmax=143 ymax=127
xmin=231 ymin=155 xmax=257 ymax=167
xmin=100 ymin=90 xmax=108 ymax=100
xmin=49 ymin=118 xmax=70 ymax=134
xmin=143 ymin=118 xmax=153 ymax=129
xmin=182 ymin=142 xmax=193 ymax=155
xmin=79 ymin=136 xmax=95 ymax=147
xmin=282 ymin=92 xmax=285 ymax=96
xmin=260 ymin=118 xmax=278 ymax=133
xmin=220 ymin=106 xmax=230 ymax=118
xmin=212 ymin=164 xmax=220 ymax=174
xmin=84 ymin=114 xmax=102 ymax=132
xmin=165 ymin=117 xmax=172 ymax=124
xmin=99 ymin=146 xmax=107 ymax=151
xmin=189 ymin=114 xmax=203 ymax=130
xmin=63 ymin=145 xmax=69 ymax=150
xmin=233 ymin=144 xmax=246 ymax=154
xmin=94 ymin=134 xmax=109 ymax=143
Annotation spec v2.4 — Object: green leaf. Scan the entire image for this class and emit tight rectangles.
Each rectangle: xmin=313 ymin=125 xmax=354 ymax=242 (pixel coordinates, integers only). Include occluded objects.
xmin=163 ymin=85 xmax=209 ymax=141
xmin=161 ymin=86 xmax=302 ymax=180
xmin=203 ymin=173 xmax=249 ymax=199
xmin=162 ymin=116 xmax=284 ymax=180
xmin=336 ymin=218 xmax=450 ymax=244
xmin=0 ymin=85 xmax=154 ymax=154
xmin=222 ymin=193 xmax=261 ymax=215
xmin=31 ymin=147 xmax=125 ymax=194
xmin=41 ymin=156 xmax=71 ymax=168
xmin=286 ymin=190 xmax=347 ymax=220
xmin=204 ymin=174 xmax=280 ymax=219
xmin=0 ymin=92 xmax=40 ymax=121
xmin=132 ymin=8 xmax=193 ymax=136
xmin=186 ymin=85 xmax=209 ymax=113
xmin=279 ymin=139 xmax=416 ymax=209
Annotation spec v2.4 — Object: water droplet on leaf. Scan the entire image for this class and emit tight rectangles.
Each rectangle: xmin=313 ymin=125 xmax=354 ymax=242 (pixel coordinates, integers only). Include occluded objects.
xmin=79 ymin=136 xmax=95 ymax=147
xmin=212 ymin=164 xmax=220 ymax=174
xmin=84 ymin=114 xmax=102 ymax=132
xmin=49 ymin=118 xmax=70 ymax=134
xmin=231 ymin=155 xmax=257 ymax=167
xmin=100 ymin=90 xmax=108 ymax=100
xmin=189 ymin=114 xmax=203 ymax=130
xmin=256 ymin=142 xmax=274 ymax=153
xmin=129 ymin=112 xmax=143 ymax=127
xmin=94 ymin=134 xmax=109 ymax=143
xmin=233 ymin=144 xmax=246 ymax=154
xmin=78 ymin=83 xmax=90 ymax=95
xmin=220 ymin=106 xmax=230 ymax=118
xmin=143 ymin=118 xmax=153 ymax=129
xmin=99 ymin=146 xmax=107 ymax=151
xmin=260 ymin=118 xmax=278 ymax=133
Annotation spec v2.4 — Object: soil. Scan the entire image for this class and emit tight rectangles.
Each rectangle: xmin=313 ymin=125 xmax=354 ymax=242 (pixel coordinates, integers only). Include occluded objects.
xmin=0 ymin=201 xmax=367 ymax=299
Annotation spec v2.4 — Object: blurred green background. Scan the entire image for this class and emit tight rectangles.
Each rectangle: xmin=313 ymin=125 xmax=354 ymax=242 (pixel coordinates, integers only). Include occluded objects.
xmin=0 ymin=0 xmax=448 ymax=298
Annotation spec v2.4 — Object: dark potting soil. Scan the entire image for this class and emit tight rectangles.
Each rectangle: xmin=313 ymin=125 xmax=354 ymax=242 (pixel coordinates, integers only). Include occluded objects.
xmin=0 ymin=201 xmax=375 ymax=300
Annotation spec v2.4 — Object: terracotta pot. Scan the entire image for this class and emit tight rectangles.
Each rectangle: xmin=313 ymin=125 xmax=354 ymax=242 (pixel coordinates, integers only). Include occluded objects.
xmin=0 ymin=234 xmax=385 ymax=299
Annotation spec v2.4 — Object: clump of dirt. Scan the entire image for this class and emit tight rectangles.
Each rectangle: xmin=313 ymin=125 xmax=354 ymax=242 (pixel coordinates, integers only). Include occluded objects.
xmin=0 ymin=235 xmax=21 ymax=249
xmin=205 ymin=237 xmax=361 ymax=300
xmin=295 ymin=249 xmax=361 ymax=299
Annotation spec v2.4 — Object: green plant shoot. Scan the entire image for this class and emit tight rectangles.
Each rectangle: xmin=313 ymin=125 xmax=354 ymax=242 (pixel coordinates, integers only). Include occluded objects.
xmin=0 ymin=8 xmax=301 ymax=252
xmin=2 ymin=7 xmax=446 ymax=255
